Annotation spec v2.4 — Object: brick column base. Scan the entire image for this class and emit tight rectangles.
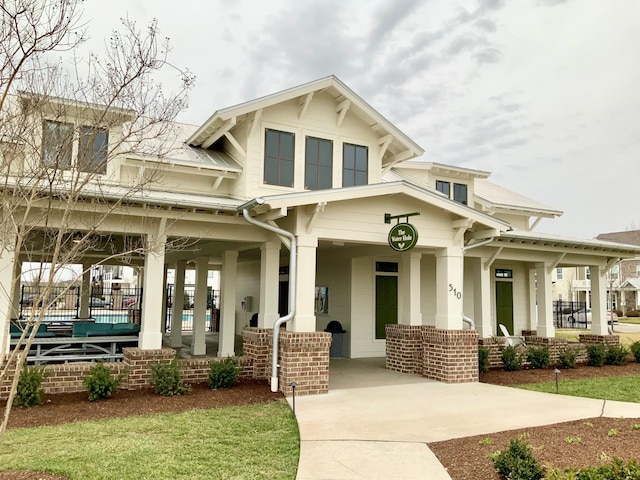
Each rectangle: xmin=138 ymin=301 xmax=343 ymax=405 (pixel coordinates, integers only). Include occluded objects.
xmin=122 ymin=347 xmax=176 ymax=390
xmin=423 ymin=327 xmax=479 ymax=383
xmin=278 ymin=331 xmax=331 ymax=396
xmin=242 ymin=327 xmax=273 ymax=380
xmin=385 ymin=324 xmax=424 ymax=374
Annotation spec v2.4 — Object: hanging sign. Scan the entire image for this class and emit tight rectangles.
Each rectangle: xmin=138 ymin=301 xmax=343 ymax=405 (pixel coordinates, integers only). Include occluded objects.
xmin=388 ymin=223 xmax=419 ymax=252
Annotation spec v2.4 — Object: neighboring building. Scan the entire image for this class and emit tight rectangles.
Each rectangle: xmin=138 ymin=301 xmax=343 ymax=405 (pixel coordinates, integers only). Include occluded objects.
xmin=2 ymin=76 xmax=639 ymax=395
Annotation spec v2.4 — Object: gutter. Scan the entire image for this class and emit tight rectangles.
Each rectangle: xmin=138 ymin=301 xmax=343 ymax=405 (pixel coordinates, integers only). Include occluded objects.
xmin=461 ymin=237 xmax=495 ymax=329
xmin=237 ymin=198 xmax=296 ymax=393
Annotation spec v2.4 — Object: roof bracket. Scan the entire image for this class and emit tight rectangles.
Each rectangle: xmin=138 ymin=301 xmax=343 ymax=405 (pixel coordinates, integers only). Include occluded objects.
xmin=223 ymin=131 xmax=246 ymax=158
xmin=249 ymin=109 xmax=263 ymax=138
xmin=306 ymin=202 xmax=327 ymax=233
xmin=377 ymin=135 xmax=392 ymax=162
xmin=202 ymin=117 xmax=236 ymax=149
xmin=547 ymin=252 xmax=566 ymax=274
xmin=527 ymin=216 xmax=542 ymax=231
xmin=483 ymin=246 xmax=503 ymax=271
xmin=336 ymin=99 xmax=351 ymax=127
xmin=453 ymin=218 xmax=474 ymax=244
xmin=382 ymin=149 xmax=413 ymax=175
xmin=298 ymin=93 xmax=314 ymax=120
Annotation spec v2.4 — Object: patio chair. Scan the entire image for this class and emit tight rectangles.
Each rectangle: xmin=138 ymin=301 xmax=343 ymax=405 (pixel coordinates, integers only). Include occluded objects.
xmin=498 ymin=323 xmax=526 ymax=347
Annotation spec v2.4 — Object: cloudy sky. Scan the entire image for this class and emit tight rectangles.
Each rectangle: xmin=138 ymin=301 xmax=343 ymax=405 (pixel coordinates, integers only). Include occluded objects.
xmin=78 ymin=0 xmax=640 ymax=240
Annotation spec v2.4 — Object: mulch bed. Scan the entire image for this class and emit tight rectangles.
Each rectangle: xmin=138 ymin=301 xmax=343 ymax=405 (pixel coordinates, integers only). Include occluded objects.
xmin=430 ymin=362 xmax=640 ymax=479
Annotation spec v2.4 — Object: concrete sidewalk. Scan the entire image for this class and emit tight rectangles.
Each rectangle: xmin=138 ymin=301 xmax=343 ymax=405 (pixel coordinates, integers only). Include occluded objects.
xmin=289 ymin=358 xmax=640 ymax=480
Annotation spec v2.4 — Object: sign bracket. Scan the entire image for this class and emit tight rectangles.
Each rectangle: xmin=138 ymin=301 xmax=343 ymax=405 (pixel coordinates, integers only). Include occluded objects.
xmin=384 ymin=212 xmax=420 ymax=225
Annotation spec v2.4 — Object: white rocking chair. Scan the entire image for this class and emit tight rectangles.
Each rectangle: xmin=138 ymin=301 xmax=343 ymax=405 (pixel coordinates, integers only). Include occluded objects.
xmin=499 ymin=323 xmax=526 ymax=347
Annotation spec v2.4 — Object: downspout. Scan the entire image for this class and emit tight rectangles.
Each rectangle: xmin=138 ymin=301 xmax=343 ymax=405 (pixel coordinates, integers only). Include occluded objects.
xmin=461 ymin=237 xmax=495 ymax=329
xmin=237 ymin=198 xmax=296 ymax=393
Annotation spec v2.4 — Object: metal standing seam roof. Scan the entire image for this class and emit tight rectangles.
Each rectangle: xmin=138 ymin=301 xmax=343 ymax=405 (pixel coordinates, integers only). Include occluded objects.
xmin=496 ymin=230 xmax=640 ymax=255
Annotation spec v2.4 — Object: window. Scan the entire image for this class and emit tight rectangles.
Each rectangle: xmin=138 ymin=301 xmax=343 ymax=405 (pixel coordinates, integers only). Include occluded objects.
xmin=315 ymin=287 xmax=329 ymax=314
xmin=436 ymin=180 xmax=450 ymax=197
xmin=264 ymin=129 xmax=294 ymax=187
xmin=556 ymin=268 xmax=563 ymax=280
xmin=586 ymin=267 xmax=590 ymax=280
xmin=42 ymin=120 xmax=73 ymax=168
xmin=305 ymin=137 xmax=332 ymax=190
xmin=79 ymin=127 xmax=108 ymax=174
xmin=558 ymin=293 xmax=563 ymax=301
xmin=376 ymin=261 xmax=399 ymax=273
xmin=453 ymin=183 xmax=468 ymax=205
xmin=495 ymin=269 xmax=513 ymax=278
xmin=343 ymin=143 xmax=368 ymax=187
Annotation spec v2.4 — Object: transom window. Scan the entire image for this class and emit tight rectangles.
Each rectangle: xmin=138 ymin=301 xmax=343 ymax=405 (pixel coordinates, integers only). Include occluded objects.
xmin=495 ymin=269 xmax=513 ymax=278
xmin=342 ymin=143 xmax=368 ymax=187
xmin=43 ymin=121 xmax=109 ymax=174
xmin=264 ymin=129 xmax=294 ymax=187
xmin=305 ymin=136 xmax=332 ymax=190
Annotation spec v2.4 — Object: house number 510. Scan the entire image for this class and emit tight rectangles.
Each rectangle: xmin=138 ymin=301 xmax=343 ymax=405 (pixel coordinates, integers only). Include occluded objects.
xmin=449 ymin=284 xmax=462 ymax=300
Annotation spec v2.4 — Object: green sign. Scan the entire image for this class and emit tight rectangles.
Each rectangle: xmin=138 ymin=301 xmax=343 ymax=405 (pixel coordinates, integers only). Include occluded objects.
xmin=388 ymin=223 xmax=418 ymax=252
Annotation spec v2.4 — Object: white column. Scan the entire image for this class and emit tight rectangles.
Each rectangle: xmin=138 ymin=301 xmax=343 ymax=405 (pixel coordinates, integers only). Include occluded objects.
xmin=435 ymin=247 xmax=464 ymax=330
xmin=191 ymin=257 xmax=209 ymax=356
xmin=528 ymin=267 xmax=538 ymax=331
xmin=11 ymin=259 xmax=22 ymax=320
xmin=140 ymin=234 xmax=166 ymax=349
xmin=589 ymin=265 xmax=608 ymax=335
xmin=0 ymin=239 xmax=17 ymax=355
xmin=469 ymin=257 xmax=492 ymax=337
xmin=79 ymin=263 xmax=91 ymax=318
xmin=292 ymin=235 xmax=317 ymax=332
xmin=259 ymin=241 xmax=280 ymax=328
xmin=535 ymin=263 xmax=555 ymax=337
xmin=219 ymin=250 xmax=238 ymax=357
xmin=399 ymin=251 xmax=422 ymax=325
xmin=170 ymin=260 xmax=186 ymax=348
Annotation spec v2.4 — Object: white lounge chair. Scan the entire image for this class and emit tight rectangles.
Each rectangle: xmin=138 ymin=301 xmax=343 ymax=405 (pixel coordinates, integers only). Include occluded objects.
xmin=499 ymin=323 xmax=525 ymax=347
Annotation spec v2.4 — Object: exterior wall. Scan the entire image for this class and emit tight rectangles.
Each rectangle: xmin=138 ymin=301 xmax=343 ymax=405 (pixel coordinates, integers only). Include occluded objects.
xmin=230 ymin=91 xmax=385 ymax=200
xmin=491 ymin=213 xmax=529 ymax=231
xmin=236 ymin=259 xmax=261 ymax=331
xmin=420 ymin=255 xmax=437 ymax=325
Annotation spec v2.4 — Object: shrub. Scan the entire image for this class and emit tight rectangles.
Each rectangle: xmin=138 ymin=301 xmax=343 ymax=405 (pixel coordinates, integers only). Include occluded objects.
xmin=626 ymin=310 xmax=640 ymax=317
xmin=14 ymin=366 xmax=48 ymax=407
xmin=478 ymin=347 xmax=490 ymax=374
xmin=613 ymin=309 xmax=623 ymax=318
xmin=501 ymin=345 xmax=524 ymax=372
xmin=527 ymin=346 xmax=550 ymax=370
xmin=208 ymin=357 xmax=240 ymax=389
xmin=557 ymin=348 xmax=577 ymax=369
xmin=586 ymin=344 xmax=606 ymax=367
xmin=490 ymin=436 xmax=544 ymax=480
xmin=606 ymin=344 xmax=630 ymax=366
xmin=630 ymin=341 xmax=640 ymax=363
xmin=151 ymin=359 xmax=191 ymax=396
xmin=546 ymin=458 xmax=640 ymax=479
xmin=83 ymin=362 xmax=125 ymax=401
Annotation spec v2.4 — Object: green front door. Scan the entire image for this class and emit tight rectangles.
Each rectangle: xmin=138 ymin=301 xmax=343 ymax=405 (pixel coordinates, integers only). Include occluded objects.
xmin=375 ymin=275 xmax=398 ymax=339
xmin=496 ymin=281 xmax=514 ymax=335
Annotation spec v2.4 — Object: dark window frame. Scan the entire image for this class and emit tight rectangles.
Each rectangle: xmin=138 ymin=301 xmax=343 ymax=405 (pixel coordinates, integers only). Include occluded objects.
xmin=305 ymin=136 xmax=333 ymax=190
xmin=453 ymin=183 xmax=468 ymax=205
xmin=495 ymin=269 xmax=513 ymax=279
xmin=342 ymin=143 xmax=368 ymax=187
xmin=79 ymin=126 xmax=109 ymax=174
xmin=264 ymin=128 xmax=295 ymax=187
xmin=42 ymin=120 xmax=73 ymax=169
xmin=436 ymin=180 xmax=450 ymax=197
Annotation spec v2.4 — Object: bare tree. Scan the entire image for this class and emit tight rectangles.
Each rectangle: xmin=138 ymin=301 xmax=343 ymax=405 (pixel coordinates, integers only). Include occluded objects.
xmin=0 ymin=0 xmax=194 ymax=441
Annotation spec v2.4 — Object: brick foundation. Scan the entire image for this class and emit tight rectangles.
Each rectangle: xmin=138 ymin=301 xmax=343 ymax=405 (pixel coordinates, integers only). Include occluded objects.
xmin=385 ymin=324 xmax=424 ymax=374
xmin=423 ymin=327 xmax=479 ymax=383
xmin=578 ymin=334 xmax=620 ymax=346
xmin=0 ymin=349 xmax=254 ymax=400
xmin=242 ymin=327 xmax=273 ymax=380
xmin=278 ymin=331 xmax=331 ymax=396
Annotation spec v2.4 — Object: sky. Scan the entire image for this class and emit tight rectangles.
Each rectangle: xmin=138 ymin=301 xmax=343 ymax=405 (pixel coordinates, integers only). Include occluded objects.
xmin=75 ymin=0 xmax=640 ymax=240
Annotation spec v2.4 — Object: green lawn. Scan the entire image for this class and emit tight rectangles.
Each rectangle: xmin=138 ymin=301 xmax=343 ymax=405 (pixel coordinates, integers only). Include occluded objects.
xmin=517 ymin=375 xmax=640 ymax=403
xmin=556 ymin=328 xmax=640 ymax=345
xmin=0 ymin=400 xmax=299 ymax=480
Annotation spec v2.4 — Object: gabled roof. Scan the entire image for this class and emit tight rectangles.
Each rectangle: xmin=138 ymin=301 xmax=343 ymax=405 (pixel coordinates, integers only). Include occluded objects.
xmin=393 ymin=161 xmax=491 ymax=179
xmin=474 ymin=179 xmax=563 ymax=218
xmin=620 ymin=278 xmax=640 ymax=290
xmin=252 ymin=181 xmax=510 ymax=232
xmin=187 ymin=75 xmax=424 ymax=164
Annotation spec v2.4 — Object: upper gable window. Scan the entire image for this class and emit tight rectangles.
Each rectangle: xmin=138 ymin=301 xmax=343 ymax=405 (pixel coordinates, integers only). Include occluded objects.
xmin=42 ymin=120 xmax=109 ymax=174
xmin=343 ymin=143 xmax=367 ymax=187
xmin=43 ymin=120 xmax=73 ymax=169
xmin=305 ymin=136 xmax=332 ymax=190
xmin=436 ymin=180 xmax=450 ymax=197
xmin=264 ymin=129 xmax=294 ymax=187
xmin=79 ymin=126 xmax=108 ymax=174
xmin=453 ymin=183 xmax=468 ymax=205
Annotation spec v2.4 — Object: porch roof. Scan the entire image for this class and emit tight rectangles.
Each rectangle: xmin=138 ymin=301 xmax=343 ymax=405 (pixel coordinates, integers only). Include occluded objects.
xmin=495 ymin=231 xmax=640 ymax=257
xmin=249 ymin=180 xmax=511 ymax=231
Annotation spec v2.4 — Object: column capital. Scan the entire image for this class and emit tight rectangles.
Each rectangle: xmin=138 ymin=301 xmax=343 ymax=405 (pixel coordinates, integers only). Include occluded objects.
xmin=297 ymin=235 xmax=318 ymax=248
xmin=436 ymin=246 xmax=463 ymax=258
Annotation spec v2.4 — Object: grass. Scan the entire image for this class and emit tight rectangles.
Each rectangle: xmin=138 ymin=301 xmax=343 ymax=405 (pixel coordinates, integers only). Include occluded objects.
xmin=516 ymin=375 xmax=640 ymax=403
xmin=0 ymin=400 xmax=299 ymax=480
xmin=620 ymin=317 xmax=640 ymax=325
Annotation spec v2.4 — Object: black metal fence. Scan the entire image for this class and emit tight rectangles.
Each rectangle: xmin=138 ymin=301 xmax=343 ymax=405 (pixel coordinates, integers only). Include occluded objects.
xmin=19 ymin=285 xmax=143 ymax=324
xmin=164 ymin=285 xmax=220 ymax=332
xmin=553 ymin=300 xmax=588 ymax=328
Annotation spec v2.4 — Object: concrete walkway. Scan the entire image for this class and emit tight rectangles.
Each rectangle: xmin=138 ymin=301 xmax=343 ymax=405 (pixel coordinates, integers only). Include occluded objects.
xmin=290 ymin=358 xmax=640 ymax=480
